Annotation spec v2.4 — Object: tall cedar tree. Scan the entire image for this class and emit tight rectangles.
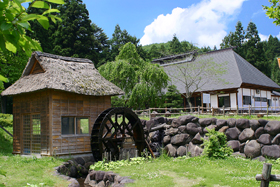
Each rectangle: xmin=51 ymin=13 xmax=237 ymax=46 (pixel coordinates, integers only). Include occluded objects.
xmin=52 ymin=0 xmax=97 ymax=64
xmin=169 ymin=34 xmax=183 ymax=54
xmin=164 ymin=85 xmax=182 ymax=109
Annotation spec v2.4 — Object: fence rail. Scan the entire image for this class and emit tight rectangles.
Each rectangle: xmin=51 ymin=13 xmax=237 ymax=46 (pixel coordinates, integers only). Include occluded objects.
xmin=134 ymin=105 xmax=280 ymax=119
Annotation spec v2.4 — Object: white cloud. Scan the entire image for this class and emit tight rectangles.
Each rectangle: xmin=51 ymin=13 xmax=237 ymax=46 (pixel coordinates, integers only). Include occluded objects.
xmin=140 ymin=0 xmax=246 ymax=48
xmin=259 ymin=33 xmax=269 ymax=41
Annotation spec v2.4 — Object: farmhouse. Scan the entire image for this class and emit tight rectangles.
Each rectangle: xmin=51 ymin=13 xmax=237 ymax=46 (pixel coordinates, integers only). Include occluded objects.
xmin=1 ymin=51 xmax=124 ymax=156
xmin=153 ymin=48 xmax=280 ymax=110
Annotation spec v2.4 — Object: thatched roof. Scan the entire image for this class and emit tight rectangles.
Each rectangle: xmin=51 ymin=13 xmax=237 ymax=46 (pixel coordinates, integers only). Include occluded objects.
xmin=1 ymin=51 xmax=124 ymax=96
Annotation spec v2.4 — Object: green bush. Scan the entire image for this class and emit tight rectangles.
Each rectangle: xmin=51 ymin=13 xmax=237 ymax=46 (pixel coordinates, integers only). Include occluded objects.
xmin=0 ymin=114 xmax=13 ymax=127
xmin=202 ymin=128 xmax=233 ymax=159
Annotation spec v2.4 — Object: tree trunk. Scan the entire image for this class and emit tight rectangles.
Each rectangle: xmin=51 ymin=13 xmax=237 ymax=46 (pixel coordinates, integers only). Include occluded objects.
xmin=186 ymin=97 xmax=193 ymax=113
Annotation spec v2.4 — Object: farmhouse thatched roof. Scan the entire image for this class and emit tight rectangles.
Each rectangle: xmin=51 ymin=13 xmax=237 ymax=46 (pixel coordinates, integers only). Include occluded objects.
xmin=161 ymin=48 xmax=280 ymax=94
xmin=1 ymin=51 xmax=124 ymax=96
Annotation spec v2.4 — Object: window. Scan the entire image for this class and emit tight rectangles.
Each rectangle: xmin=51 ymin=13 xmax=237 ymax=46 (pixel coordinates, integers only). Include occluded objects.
xmin=61 ymin=117 xmax=89 ymax=135
xmin=243 ymin=96 xmax=251 ymax=105
xmin=268 ymin=99 xmax=271 ymax=107
xmin=218 ymin=96 xmax=230 ymax=107
xmin=261 ymin=98 xmax=267 ymax=102
xmin=254 ymin=97 xmax=261 ymax=101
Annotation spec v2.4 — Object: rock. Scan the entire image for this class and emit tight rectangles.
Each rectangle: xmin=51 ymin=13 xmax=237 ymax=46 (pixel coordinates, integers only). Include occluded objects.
xmin=178 ymin=115 xmax=196 ymax=125
xmin=257 ymin=134 xmax=272 ymax=145
xmin=218 ymin=126 xmax=229 ymax=133
xmin=163 ymin=135 xmax=171 ymax=145
xmin=225 ymin=127 xmax=240 ymax=140
xmin=227 ymin=118 xmax=236 ymax=128
xmin=77 ymin=164 xmax=88 ymax=176
xmin=171 ymin=133 xmax=192 ymax=145
xmin=250 ymin=120 xmax=260 ymax=131
xmin=261 ymin=145 xmax=280 ymax=159
xmin=103 ymin=172 xmax=117 ymax=182
xmin=239 ymin=143 xmax=246 ymax=153
xmin=192 ymin=133 xmax=203 ymax=144
xmin=186 ymin=123 xmax=202 ymax=135
xmin=151 ymin=130 xmax=160 ymax=142
xmin=151 ymin=111 xmax=158 ymax=118
xmin=75 ymin=157 xmax=85 ymax=166
xmin=95 ymin=171 xmax=106 ymax=182
xmin=238 ymin=128 xmax=254 ymax=142
xmin=252 ymin=156 xmax=266 ymax=162
xmin=171 ymin=118 xmax=180 ymax=128
xmin=227 ymin=140 xmax=240 ymax=152
xmin=178 ymin=125 xmax=187 ymax=133
xmin=244 ymin=140 xmax=261 ymax=158
xmin=258 ymin=119 xmax=269 ymax=127
xmin=166 ymin=118 xmax=174 ymax=125
xmin=146 ymin=119 xmax=159 ymax=131
xmin=58 ymin=165 xmax=69 ymax=175
xmin=165 ymin=111 xmax=171 ymax=117
xmin=264 ymin=121 xmax=280 ymax=136
xmin=149 ymin=142 xmax=161 ymax=152
xmin=164 ymin=144 xmax=177 ymax=157
xmin=216 ymin=119 xmax=227 ymax=130
xmin=236 ymin=119 xmax=250 ymax=129
xmin=203 ymin=124 xmax=217 ymax=133
xmin=154 ymin=117 xmax=165 ymax=124
xmin=177 ymin=146 xmax=187 ymax=156
xmin=97 ymin=180 xmax=105 ymax=187
xmin=191 ymin=117 xmax=199 ymax=123
xmin=111 ymin=183 xmax=125 ymax=187
xmin=272 ymin=134 xmax=280 ymax=145
xmin=164 ymin=127 xmax=178 ymax=136
xmin=199 ymin=118 xmax=212 ymax=127
xmin=187 ymin=142 xmax=203 ymax=157
xmin=140 ymin=119 xmax=146 ymax=126
xmin=231 ymin=152 xmax=246 ymax=158
xmin=211 ymin=118 xmax=217 ymax=125
xmin=68 ymin=178 xmax=80 ymax=187
xmin=255 ymin=127 xmax=265 ymax=139
xmin=84 ymin=161 xmax=94 ymax=170
xmin=69 ymin=165 xmax=78 ymax=178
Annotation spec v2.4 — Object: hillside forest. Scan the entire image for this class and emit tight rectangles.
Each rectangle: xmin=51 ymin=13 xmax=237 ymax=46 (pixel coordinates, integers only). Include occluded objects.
xmin=1 ymin=0 xmax=280 ymax=111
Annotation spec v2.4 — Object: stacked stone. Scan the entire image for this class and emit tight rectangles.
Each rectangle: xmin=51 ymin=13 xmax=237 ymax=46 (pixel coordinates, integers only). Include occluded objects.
xmin=143 ymin=115 xmax=280 ymax=159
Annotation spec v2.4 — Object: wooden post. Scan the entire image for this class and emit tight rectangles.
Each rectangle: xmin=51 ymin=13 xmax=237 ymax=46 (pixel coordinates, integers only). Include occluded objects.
xmin=149 ymin=108 xmax=151 ymax=120
xmin=249 ymin=105 xmax=251 ymax=117
xmin=267 ymin=105 xmax=269 ymax=118
xmin=198 ymin=106 xmax=200 ymax=117
xmin=260 ymin=163 xmax=272 ymax=187
xmin=223 ymin=105 xmax=225 ymax=117
xmin=237 ymin=105 xmax=239 ymax=116
xmin=212 ymin=107 xmax=214 ymax=116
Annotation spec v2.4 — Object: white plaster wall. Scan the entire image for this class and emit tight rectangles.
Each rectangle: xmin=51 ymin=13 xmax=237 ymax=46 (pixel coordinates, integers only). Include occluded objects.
xmin=267 ymin=91 xmax=271 ymax=99
xmin=243 ymin=88 xmax=251 ymax=95
xmin=261 ymin=90 xmax=267 ymax=97
xmin=237 ymin=88 xmax=243 ymax=107
xmin=211 ymin=95 xmax=218 ymax=108
xmin=230 ymin=93 xmax=236 ymax=108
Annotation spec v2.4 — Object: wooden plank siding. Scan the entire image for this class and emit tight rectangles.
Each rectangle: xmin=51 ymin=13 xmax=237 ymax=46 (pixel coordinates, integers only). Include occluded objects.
xmin=13 ymin=89 xmax=111 ymax=156
xmin=13 ymin=90 xmax=50 ymax=155
xmin=50 ymin=90 xmax=111 ymax=155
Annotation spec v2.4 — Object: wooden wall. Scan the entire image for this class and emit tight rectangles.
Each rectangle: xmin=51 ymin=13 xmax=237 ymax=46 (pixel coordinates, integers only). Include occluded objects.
xmin=13 ymin=90 xmax=50 ymax=155
xmin=50 ymin=90 xmax=111 ymax=155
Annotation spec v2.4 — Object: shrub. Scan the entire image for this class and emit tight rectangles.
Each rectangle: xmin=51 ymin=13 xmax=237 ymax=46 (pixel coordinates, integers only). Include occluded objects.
xmin=0 ymin=114 xmax=13 ymax=127
xmin=202 ymin=128 xmax=233 ymax=159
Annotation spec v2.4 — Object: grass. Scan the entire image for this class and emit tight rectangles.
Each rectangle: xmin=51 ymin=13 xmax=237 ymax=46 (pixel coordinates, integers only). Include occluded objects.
xmin=0 ymin=126 xmax=68 ymax=187
xmin=109 ymin=155 xmax=280 ymax=187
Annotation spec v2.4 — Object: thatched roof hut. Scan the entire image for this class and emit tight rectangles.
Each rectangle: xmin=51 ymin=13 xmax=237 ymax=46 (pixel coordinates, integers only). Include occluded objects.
xmin=2 ymin=51 xmax=124 ymax=96
xmin=1 ymin=51 xmax=124 ymax=156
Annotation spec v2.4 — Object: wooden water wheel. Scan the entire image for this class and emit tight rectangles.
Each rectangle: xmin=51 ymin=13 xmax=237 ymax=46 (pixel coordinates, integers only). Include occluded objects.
xmin=91 ymin=107 xmax=146 ymax=161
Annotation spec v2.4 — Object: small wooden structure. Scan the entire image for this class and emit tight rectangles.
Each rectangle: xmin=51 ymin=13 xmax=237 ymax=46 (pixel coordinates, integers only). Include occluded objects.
xmin=1 ymin=51 xmax=124 ymax=156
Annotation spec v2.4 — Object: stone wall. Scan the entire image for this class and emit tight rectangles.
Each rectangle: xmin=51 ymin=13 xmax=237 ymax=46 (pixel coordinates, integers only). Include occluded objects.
xmin=141 ymin=115 xmax=280 ymax=160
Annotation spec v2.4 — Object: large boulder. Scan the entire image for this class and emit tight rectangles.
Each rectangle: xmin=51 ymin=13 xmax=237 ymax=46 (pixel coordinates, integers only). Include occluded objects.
xmin=192 ymin=133 xmax=203 ymax=144
xmin=258 ymin=119 xmax=269 ymax=127
xmin=203 ymin=124 xmax=217 ymax=133
xmin=244 ymin=140 xmax=261 ymax=158
xmin=255 ymin=127 xmax=266 ymax=139
xmin=164 ymin=127 xmax=178 ymax=136
xmin=239 ymin=143 xmax=246 ymax=153
xmin=225 ymin=127 xmax=241 ymax=140
xmin=238 ymin=128 xmax=254 ymax=142
xmin=171 ymin=118 xmax=180 ymax=128
xmin=236 ymin=119 xmax=250 ymax=129
xmin=154 ymin=117 xmax=165 ymax=124
xmin=146 ymin=119 xmax=159 ymax=131
xmin=186 ymin=123 xmax=202 ymax=135
xmin=227 ymin=140 xmax=240 ymax=152
xmin=264 ymin=121 xmax=280 ymax=136
xmin=178 ymin=125 xmax=187 ymax=133
xmin=187 ymin=142 xmax=203 ymax=157
xmin=272 ymin=134 xmax=280 ymax=145
xmin=257 ymin=134 xmax=272 ymax=145
xmin=250 ymin=120 xmax=260 ymax=131
xmin=199 ymin=118 xmax=212 ymax=127
xmin=178 ymin=115 xmax=196 ymax=125
xmin=150 ymin=130 xmax=160 ymax=142
xmin=219 ymin=126 xmax=229 ymax=133
xmin=261 ymin=145 xmax=280 ymax=159
xmin=164 ymin=144 xmax=177 ymax=157
xmin=227 ymin=118 xmax=236 ymax=128
xmin=216 ymin=119 xmax=227 ymax=130
xmin=177 ymin=146 xmax=187 ymax=156
xmin=163 ymin=135 xmax=171 ymax=145
xmin=171 ymin=134 xmax=192 ymax=145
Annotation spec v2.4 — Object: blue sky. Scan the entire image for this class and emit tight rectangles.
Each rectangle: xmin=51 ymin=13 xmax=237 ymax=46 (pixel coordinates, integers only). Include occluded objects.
xmin=82 ymin=0 xmax=279 ymax=48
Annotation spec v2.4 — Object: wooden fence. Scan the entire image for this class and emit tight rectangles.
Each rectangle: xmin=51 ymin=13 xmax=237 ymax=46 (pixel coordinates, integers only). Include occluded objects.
xmin=256 ymin=163 xmax=280 ymax=187
xmin=134 ymin=105 xmax=280 ymax=119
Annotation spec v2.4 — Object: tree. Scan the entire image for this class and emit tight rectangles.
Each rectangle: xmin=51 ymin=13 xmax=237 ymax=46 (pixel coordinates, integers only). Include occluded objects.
xmin=52 ymin=0 xmax=96 ymax=63
xmin=98 ymin=42 xmax=169 ymax=109
xmin=166 ymin=56 xmax=227 ymax=108
xmin=263 ymin=0 xmax=280 ymax=26
xmin=164 ymin=85 xmax=182 ymax=109
xmin=149 ymin=45 xmax=161 ymax=59
xmin=169 ymin=34 xmax=183 ymax=54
